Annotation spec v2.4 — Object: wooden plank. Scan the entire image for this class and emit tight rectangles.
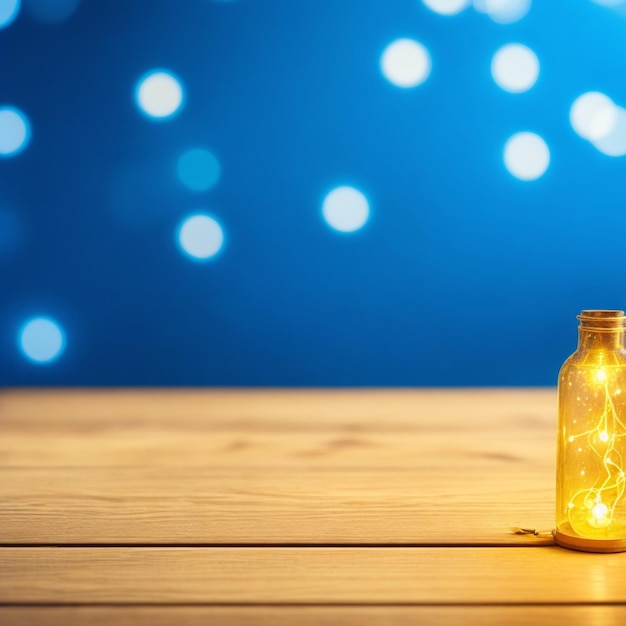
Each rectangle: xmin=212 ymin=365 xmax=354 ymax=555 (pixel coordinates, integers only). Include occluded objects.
xmin=0 ymin=467 xmax=553 ymax=545
xmin=0 ymin=389 xmax=557 ymax=545
xmin=0 ymin=389 xmax=556 ymax=468
xmin=2 ymin=547 xmax=625 ymax=604
xmin=1 ymin=606 xmax=625 ymax=626
xmin=0 ymin=430 xmax=554 ymax=468
xmin=0 ymin=389 xmax=556 ymax=432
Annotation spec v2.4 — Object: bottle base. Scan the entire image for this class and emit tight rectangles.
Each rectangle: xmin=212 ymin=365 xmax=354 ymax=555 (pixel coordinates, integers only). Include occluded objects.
xmin=553 ymin=528 xmax=626 ymax=553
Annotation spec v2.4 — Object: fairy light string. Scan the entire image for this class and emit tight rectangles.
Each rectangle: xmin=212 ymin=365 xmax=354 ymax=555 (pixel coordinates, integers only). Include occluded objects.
xmin=567 ymin=369 xmax=626 ymax=533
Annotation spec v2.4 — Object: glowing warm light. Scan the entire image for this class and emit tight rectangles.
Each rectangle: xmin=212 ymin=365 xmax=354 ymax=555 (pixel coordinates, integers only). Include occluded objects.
xmin=322 ymin=186 xmax=370 ymax=233
xmin=135 ymin=70 xmax=184 ymax=120
xmin=570 ymin=92 xmax=618 ymax=141
xmin=556 ymin=310 xmax=626 ymax=551
xmin=177 ymin=213 xmax=224 ymax=260
xmin=177 ymin=148 xmax=221 ymax=192
xmin=380 ymin=39 xmax=431 ymax=88
xmin=592 ymin=502 xmax=610 ymax=526
xmin=491 ymin=44 xmax=539 ymax=93
xmin=0 ymin=107 xmax=30 ymax=157
xmin=24 ymin=0 xmax=80 ymax=23
xmin=0 ymin=0 xmax=19 ymax=28
xmin=19 ymin=317 xmax=65 ymax=364
xmin=422 ymin=0 xmax=470 ymax=15
xmin=503 ymin=132 xmax=550 ymax=181
xmin=565 ymin=382 xmax=626 ymax=535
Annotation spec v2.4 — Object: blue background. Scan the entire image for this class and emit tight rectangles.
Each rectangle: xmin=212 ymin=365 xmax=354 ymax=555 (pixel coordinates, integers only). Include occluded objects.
xmin=2 ymin=0 xmax=626 ymax=386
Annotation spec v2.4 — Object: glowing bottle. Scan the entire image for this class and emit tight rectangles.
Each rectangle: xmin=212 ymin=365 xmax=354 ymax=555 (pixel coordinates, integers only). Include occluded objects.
xmin=555 ymin=310 xmax=626 ymax=552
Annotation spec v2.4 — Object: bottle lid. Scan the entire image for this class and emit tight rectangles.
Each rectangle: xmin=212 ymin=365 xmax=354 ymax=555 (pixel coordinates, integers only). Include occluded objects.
xmin=577 ymin=310 xmax=626 ymax=330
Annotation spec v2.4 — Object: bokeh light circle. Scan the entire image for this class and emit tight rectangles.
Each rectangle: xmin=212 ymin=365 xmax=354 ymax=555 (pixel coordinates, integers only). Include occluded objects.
xmin=0 ymin=107 xmax=31 ymax=156
xmin=570 ymin=92 xmax=617 ymax=141
xmin=24 ymin=0 xmax=80 ymax=23
xmin=592 ymin=107 xmax=626 ymax=157
xmin=483 ymin=0 xmax=531 ymax=23
xmin=177 ymin=148 xmax=221 ymax=192
xmin=322 ymin=186 xmax=370 ymax=233
xmin=380 ymin=39 xmax=431 ymax=88
xmin=503 ymin=132 xmax=550 ymax=181
xmin=177 ymin=213 xmax=224 ymax=260
xmin=135 ymin=70 xmax=184 ymax=120
xmin=19 ymin=317 xmax=65 ymax=364
xmin=592 ymin=0 xmax=626 ymax=6
xmin=491 ymin=44 xmax=539 ymax=93
xmin=422 ymin=0 xmax=471 ymax=15
xmin=0 ymin=0 xmax=19 ymax=28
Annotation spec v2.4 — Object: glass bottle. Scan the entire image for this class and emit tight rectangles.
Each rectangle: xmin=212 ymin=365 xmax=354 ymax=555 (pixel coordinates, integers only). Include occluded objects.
xmin=555 ymin=310 xmax=626 ymax=552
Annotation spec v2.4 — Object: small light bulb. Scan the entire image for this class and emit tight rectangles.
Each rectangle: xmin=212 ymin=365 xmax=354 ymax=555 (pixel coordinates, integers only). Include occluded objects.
xmin=600 ymin=431 xmax=609 ymax=443
xmin=592 ymin=502 xmax=609 ymax=523
xmin=596 ymin=369 xmax=607 ymax=383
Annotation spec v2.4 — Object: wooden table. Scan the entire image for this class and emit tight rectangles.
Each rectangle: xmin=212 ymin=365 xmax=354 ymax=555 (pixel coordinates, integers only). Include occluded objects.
xmin=2 ymin=388 xmax=626 ymax=624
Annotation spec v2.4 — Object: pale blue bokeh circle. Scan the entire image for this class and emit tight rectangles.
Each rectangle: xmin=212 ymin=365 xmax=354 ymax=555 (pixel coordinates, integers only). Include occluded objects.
xmin=0 ymin=0 xmax=20 ymax=29
xmin=177 ymin=148 xmax=221 ymax=192
xmin=19 ymin=317 xmax=66 ymax=364
xmin=0 ymin=107 xmax=31 ymax=157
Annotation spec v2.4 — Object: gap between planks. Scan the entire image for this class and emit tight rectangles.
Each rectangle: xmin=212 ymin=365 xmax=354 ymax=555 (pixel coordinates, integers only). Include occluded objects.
xmin=1 ymin=547 xmax=625 ymax=605
xmin=1 ymin=606 xmax=626 ymax=626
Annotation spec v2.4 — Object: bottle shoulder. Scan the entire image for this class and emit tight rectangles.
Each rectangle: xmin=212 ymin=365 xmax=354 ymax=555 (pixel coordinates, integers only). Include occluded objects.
xmin=560 ymin=349 xmax=626 ymax=368
xmin=559 ymin=349 xmax=626 ymax=389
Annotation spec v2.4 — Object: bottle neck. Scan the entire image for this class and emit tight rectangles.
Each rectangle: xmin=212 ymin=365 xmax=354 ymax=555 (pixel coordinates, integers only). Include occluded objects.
xmin=576 ymin=310 xmax=626 ymax=352
xmin=578 ymin=328 xmax=624 ymax=351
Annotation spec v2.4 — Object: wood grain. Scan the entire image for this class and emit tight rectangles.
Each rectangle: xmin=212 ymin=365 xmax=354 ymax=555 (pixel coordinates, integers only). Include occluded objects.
xmin=0 ymin=389 xmax=556 ymax=546
xmin=0 ymin=388 xmax=571 ymax=622
xmin=0 ymin=467 xmax=553 ymax=545
xmin=0 ymin=389 xmax=555 ymax=467
xmin=0 ymin=389 xmax=556 ymax=432
xmin=2 ymin=547 xmax=626 ymax=604
xmin=0 ymin=430 xmax=554 ymax=468
xmin=1 ymin=606 xmax=625 ymax=626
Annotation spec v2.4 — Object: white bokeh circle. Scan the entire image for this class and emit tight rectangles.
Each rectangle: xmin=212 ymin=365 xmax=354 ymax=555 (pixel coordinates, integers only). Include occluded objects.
xmin=570 ymin=92 xmax=618 ymax=141
xmin=322 ymin=186 xmax=370 ymax=233
xmin=381 ymin=39 xmax=431 ymax=88
xmin=481 ymin=0 xmax=531 ymax=23
xmin=177 ymin=213 xmax=224 ymax=260
xmin=592 ymin=107 xmax=626 ymax=157
xmin=503 ymin=132 xmax=550 ymax=181
xmin=422 ymin=0 xmax=471 ymax=15
xmin=491 ymin=44 xmax=539 ymax=93
xmin=135 ymin=70 xmax=184 ymax=119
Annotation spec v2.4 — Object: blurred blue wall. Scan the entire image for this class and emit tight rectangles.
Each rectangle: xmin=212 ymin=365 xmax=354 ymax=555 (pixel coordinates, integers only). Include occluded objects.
xmin=2 ymin=0 xmax=626 ymax=386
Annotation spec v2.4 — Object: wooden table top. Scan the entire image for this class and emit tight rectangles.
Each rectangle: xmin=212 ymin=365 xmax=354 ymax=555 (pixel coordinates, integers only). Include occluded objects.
xmin=2 ymin=388 xmax=626 ymax=625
